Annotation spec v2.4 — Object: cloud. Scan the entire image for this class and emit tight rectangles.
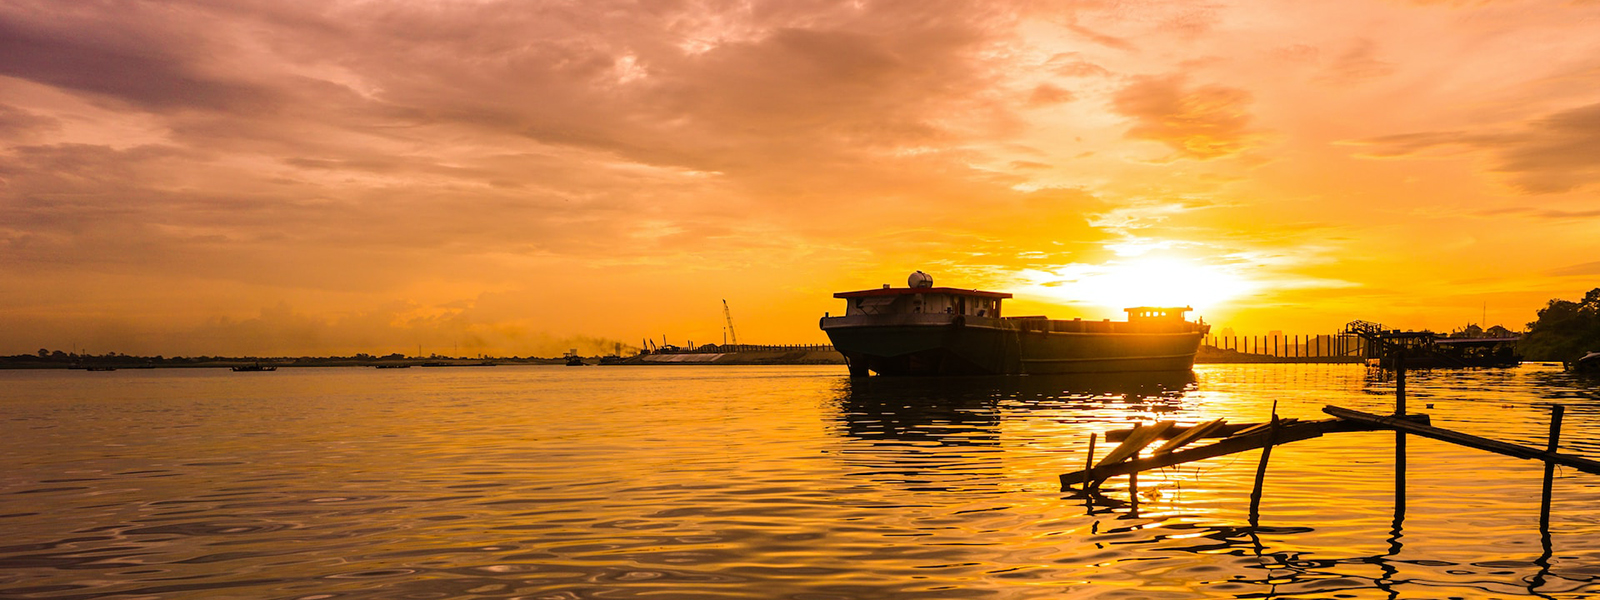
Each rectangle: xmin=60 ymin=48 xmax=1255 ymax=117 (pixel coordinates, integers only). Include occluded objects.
xmin=0 ymin=4 xmax=281 ymax=114
xmin=1112 ymin=75 xmax=1260 ymax=160
xmin=1315 ymin=38 xmax=1396 ymax=85
xmin=1351 ymin=101 xmax=1600 ymax=193
xmin=1028 ymin=83 xmax=1076 ymax=106
xmin=1044 ymin=53 xmax=1111 ymax=78
xmin=1086 ymin=200 xmax=1215 ymax=233
xmin=0 ymin=103 xmax=58 ymax=140
xmin=1474 ymin=206 xmax=1600 ymax=220
xmin=1550 ymin=260 xmax=1600 ymax=277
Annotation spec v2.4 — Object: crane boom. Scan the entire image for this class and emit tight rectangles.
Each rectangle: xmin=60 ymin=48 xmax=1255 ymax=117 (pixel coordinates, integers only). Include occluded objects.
xmin=722 ymin=299 xmax=739 ymax=346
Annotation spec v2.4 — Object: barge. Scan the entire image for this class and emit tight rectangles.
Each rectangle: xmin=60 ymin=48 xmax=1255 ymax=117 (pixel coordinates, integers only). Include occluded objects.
xmin=820 ymin=272 xmax=1209 ymax=376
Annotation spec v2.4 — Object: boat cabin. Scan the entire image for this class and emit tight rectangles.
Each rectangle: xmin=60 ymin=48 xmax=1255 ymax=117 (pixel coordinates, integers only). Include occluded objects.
xmin=1124 ymin=307 xmax=1195 ymax=323
xmin=835 ymin=286 xmax=1012 ymax=318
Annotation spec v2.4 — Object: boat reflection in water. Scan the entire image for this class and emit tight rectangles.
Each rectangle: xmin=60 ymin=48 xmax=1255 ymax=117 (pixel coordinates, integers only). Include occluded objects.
xmin=827 ymin=370 xmax=1195 ymax=494
xmin=834 ymin=370 xmax=1197 ymax=439
xmin=831 ymin=370 xmax=1195 ymax=446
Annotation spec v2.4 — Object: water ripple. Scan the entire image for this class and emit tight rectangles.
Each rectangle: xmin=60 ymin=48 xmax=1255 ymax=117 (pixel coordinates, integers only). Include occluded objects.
xmin=0 ymin=365 xmax=1597 ymax=598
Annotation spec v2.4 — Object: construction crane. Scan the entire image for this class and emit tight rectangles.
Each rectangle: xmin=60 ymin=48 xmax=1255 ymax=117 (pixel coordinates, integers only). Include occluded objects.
xmin=722 ymin=299 xmax=739 ymax=346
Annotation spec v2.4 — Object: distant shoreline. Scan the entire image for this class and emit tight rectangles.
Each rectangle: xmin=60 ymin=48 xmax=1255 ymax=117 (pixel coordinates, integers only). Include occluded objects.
xmin=1 ymin=348 xmax=1392 ymax=369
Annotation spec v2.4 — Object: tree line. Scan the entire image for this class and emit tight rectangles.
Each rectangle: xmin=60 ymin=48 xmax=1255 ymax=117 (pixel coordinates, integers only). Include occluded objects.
xmin=1519 ymin=288 xmax=1600 ymax=361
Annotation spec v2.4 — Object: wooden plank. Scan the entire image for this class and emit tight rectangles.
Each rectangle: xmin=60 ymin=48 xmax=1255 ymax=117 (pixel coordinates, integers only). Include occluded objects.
xmin=1095 ymin=421 xmax=1175 ymax=467
xmin=1106 ymin=421 xmax=1253 ymax=442
xmin=1322 ymin=406 xmax=1600 ymax=475
xmin=1235 ymin=418 xmax=1299 ymax=437
xmin=1059 ymin=417 xmax=1421 ymax=489
xmin=1068 ymin=419 xmax=1356 ymax=489
xmin=1154 ymin=418 xmax=1227 ymax=454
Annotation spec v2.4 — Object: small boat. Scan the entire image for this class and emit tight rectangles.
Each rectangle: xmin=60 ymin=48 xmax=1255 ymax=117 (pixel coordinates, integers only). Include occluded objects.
xmin=1567 ymin=351 xmax=1600 ymax=374
xmin=85 ymin=366 xmax=117 ymax=371
xmin=373 ymin=364 xmax=411 ymax=369
xmin=820 ymin=271 xmax=1210 ymax=376
xmin=231 ymin=362 xmax=277 ymax=372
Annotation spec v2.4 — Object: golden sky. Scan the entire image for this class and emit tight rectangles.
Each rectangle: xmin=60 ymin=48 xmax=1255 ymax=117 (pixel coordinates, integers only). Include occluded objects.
xmin=2 ymin=0 xmax=1598 ymax=356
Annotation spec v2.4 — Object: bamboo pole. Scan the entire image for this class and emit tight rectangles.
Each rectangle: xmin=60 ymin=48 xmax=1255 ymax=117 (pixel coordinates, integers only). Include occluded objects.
xmin=1323 ymin=406 xmax=1600 ymax=475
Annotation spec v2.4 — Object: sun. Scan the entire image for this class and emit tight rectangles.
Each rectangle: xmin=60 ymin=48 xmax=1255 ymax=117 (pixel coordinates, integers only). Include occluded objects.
xmin=1019 ymin=257 xmax=1256 ymax=313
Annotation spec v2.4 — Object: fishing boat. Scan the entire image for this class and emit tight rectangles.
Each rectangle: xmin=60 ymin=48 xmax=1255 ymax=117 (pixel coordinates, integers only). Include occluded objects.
xmin=231 ymin=362 xmax=277 ymax=372
xmin=820 ymin=271 xmax=1210 ymax=376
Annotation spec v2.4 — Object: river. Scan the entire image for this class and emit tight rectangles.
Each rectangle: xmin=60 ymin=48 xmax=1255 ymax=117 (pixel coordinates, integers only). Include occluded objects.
xmin=2 ymin=364 xmax=1597 ymax=599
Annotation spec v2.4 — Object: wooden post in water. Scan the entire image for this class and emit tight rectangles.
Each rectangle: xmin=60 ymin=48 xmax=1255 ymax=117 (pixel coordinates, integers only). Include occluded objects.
xmin=1395 ymin=347 xmax=1406 ymax=416
xmin=1084 ymin=433 xmax=1097 ymax=477
xmin=1541 ymin=405 xmax=1565 ymax=533
xmin=1249 ymin=402 xmax=1280 ymax=524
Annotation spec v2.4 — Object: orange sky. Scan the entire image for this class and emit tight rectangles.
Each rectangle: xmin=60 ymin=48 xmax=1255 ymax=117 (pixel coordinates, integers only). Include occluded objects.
xmin=2 ymin=0 xmax=1598 ymax=357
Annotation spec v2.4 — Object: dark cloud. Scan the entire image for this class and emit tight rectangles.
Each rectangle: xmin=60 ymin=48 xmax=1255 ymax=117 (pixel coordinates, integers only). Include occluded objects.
xmin=1112 ymin=75 xmax=1259 ymax=159
xmin=0 ymin=3 xmax=281 ymax=113
xmin=1353 ymin=102 xmax=1600 ymax=193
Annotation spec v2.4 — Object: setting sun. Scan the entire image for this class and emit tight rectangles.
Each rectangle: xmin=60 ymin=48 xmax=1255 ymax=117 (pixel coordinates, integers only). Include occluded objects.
xmin=1018 ymin=256 xmax=1258 ymax=315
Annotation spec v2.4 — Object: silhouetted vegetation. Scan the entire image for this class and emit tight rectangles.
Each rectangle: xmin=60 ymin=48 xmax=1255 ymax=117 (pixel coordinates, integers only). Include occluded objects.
xmin=1520 ymin=288 xmax=1600 ymax=361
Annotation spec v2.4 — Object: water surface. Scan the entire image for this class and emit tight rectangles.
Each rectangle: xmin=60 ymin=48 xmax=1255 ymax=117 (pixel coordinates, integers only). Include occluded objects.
xmin=2 ymin=364 xmax=1598 ymax=598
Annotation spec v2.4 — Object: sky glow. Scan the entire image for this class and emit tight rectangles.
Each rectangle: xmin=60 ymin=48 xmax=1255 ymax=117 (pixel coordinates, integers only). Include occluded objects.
xmin=2 ymin=0 xmax=1599 ymax=356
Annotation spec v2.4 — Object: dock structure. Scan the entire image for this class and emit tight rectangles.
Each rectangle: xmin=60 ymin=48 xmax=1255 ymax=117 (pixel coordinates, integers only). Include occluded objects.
xmin=1060 ymin=406 xmax=1600 ymax=492
xmin=1064 ymin=324 xmax=1595 ymax=496
xmin=1061 ymin=339 xmax=1600 ymax=495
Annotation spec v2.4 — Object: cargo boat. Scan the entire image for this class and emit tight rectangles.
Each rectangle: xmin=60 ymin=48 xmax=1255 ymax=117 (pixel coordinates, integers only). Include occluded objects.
xmin=820 ymin=272 xmax=1209 ymax=376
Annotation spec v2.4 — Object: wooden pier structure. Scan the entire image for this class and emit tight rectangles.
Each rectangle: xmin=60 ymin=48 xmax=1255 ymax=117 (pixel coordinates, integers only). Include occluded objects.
xmin=1060 ymin=354 xmax=1600 ymax=494
xmin=1060 ymin=406 xmax=1600 ymax=491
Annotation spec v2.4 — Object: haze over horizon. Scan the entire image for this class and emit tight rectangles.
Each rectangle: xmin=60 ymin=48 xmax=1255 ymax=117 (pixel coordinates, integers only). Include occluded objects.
xmin=3 ymin=0 xmax=1598 ymax=357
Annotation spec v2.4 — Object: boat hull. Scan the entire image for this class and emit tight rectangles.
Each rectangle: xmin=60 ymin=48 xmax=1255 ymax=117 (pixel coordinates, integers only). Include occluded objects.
xmin=821 ymin=314 xmax=1204 ymax=376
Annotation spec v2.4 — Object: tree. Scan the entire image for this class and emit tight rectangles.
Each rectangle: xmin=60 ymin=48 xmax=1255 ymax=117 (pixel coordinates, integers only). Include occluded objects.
xmin=1520 ymin=288 xmax=1600 ymax=361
